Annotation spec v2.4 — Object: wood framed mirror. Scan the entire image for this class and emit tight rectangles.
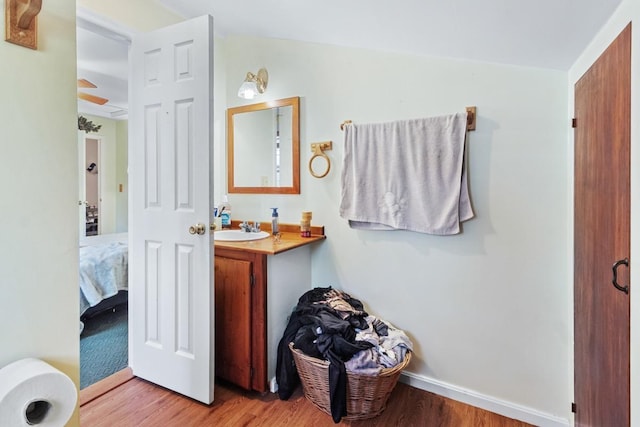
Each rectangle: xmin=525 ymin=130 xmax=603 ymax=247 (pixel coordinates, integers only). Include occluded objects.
xmin=227 ymin=96 xmax=300 ymax=194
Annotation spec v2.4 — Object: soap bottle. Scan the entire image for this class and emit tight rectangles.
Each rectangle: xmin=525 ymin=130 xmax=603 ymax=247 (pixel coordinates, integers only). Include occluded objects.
xmin=220 ymin=195 xmax=231 ymax=229
xmin=271 ymin=208 xmax=279 ymax=235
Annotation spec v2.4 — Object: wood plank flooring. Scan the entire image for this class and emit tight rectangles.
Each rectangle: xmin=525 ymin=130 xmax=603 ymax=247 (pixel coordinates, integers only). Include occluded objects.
xmin=80 ymin=373 xmax=533 ymax=427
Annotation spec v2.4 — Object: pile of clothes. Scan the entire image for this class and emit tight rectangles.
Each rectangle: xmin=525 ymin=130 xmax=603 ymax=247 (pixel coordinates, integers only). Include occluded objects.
xmin=276 ymin=287 xmax=412 ymax=423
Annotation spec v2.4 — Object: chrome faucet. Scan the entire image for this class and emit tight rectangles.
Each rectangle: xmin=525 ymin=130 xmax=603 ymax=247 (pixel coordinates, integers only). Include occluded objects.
xmin=239 ymin=221 xmax=261 ymax=232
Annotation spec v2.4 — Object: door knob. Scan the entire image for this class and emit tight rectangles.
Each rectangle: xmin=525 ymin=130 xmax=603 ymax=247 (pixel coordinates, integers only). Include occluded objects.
xmin=612 ymin=258 xmax=629 ymax=294
xmin=189 ymin=223 xmax=206 ymax=235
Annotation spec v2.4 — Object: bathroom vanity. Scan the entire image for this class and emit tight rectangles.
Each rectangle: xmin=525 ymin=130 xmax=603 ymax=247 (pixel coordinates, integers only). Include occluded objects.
xmin=213 ymin=222 xmax=325 ymax=392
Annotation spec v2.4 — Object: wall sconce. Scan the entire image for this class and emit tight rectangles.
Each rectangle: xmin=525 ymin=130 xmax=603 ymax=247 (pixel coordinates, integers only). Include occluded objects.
xmin=237 ymin=68 xmax=268 ymax=99
xmin=5 ymin=0 xmax=42 ymax=50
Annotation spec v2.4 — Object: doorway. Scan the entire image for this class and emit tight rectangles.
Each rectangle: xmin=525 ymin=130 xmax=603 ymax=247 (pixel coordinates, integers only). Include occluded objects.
xmin=84 ymin=137 xmax=100 ymax=236
xmin=77 ymin=12 xmax=132 ymax=391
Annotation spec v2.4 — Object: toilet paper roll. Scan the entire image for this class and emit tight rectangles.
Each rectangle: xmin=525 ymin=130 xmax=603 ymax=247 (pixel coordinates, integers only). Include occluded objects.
xmin=0 ymin=358 xmax=77 ymax=427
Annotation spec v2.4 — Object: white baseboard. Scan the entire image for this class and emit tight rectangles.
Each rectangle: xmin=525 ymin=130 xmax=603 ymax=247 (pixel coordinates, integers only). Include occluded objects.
xmin=270 ymin=376 xmax=279 ymax=394
xmin=399 ymin=372 xmax=570 ymax=427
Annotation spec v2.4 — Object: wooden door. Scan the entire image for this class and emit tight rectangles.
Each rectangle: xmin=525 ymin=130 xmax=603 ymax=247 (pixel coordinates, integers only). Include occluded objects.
xmin=129 ymin=15 xmax=214 ymax=404
xmin=215 ymin=255 xmax=252 ymax=389
xmin=574 ymin=23 xmax=630 ymax=426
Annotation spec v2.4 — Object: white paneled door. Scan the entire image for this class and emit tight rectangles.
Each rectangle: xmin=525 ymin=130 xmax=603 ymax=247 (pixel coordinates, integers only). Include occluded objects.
xmin=129 ymin=15 xmax=214 ymax=404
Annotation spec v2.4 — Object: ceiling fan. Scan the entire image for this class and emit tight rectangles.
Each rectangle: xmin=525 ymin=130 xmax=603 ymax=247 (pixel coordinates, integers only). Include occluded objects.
xmin=77 ymin=78 xmax=108 ymax=105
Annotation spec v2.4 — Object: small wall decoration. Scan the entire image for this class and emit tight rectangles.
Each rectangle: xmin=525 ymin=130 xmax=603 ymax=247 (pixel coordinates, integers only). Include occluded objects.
xmin=78 ymin=115 xmax=102 ymax=134
xmin=5 ymin=0 xmax=42 ymax=50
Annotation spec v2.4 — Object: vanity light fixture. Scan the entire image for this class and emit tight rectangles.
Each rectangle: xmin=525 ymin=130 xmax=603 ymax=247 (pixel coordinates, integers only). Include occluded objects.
xmin=237 ymin=68 xmax=268 ymax=99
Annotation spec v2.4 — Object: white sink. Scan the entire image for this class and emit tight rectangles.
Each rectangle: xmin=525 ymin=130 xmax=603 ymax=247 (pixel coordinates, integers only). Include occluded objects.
xmin=214 ymin=230 xmax=270 ymax=242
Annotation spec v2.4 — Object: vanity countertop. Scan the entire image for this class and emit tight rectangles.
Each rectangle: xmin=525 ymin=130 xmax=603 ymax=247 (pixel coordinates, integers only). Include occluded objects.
xmin=213 ymin=221 xmax=325 ymax=255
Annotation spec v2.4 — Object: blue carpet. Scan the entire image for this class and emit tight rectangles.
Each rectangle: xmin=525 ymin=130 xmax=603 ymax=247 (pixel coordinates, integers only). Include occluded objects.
xmin=80 ymin=303 xmax=128 ymax=389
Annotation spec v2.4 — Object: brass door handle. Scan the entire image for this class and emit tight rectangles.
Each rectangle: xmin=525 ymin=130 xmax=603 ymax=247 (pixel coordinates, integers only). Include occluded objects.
xmin=189 ymin=223 xmax=206 ymax=235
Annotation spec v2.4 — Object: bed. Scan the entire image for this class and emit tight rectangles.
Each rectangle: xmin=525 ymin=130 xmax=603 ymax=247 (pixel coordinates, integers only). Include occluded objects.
xmin=79 ymin=232 xmax=129 ymax=333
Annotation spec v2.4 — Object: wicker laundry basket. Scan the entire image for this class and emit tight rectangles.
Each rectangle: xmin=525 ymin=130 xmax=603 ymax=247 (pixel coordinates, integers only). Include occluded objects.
xmin=289 ymin=342 xmax=411 ymax=421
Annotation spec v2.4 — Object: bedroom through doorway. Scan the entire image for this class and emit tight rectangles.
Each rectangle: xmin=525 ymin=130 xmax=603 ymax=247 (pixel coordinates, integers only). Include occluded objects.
xmin=83 ymin=137 xmax=100 ymax=237
xmin=77 ymin=11 xmax=131 ymax=390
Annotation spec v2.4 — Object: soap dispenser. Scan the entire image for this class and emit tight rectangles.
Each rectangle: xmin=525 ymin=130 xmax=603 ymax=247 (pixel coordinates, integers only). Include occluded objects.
xmin=271 ymin=208 xmax=279 ymax=235
xmin=220 ymin=195 xmax=231 ymax=229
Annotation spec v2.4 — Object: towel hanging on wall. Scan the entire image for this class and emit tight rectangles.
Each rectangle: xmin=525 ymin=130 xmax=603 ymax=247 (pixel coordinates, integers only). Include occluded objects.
xmin=339 ymin=112 xmax=473 ymax=235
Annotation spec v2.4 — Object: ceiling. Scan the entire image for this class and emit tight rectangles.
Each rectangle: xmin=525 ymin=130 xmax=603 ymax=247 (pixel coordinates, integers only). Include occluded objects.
xmin=76 ymin=25 xmax=129 ymax=119
xmin=77 ymin=0 xmax=623 ymax=119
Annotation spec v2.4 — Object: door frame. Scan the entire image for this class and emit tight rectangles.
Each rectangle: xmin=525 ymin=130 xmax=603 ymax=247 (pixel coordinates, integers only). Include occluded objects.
xmin=77 ymin=8 xmax=136 ymax=45
xmin=76 ymin=8 xmax=135 ymax=394
xmin=83 ymin=135 xmax=102 ymax=236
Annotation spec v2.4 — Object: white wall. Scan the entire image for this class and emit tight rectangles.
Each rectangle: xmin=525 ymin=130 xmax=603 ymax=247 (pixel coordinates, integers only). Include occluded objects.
xmin=212 ymin=34 xmax=228 ymax=206
xmin=0 ymin=0 xmax=80 ymax=425
xmin=222 ymin=36 xmax=570 ymax=424
xmin=568 ymin=1 xmax=638 ymax=425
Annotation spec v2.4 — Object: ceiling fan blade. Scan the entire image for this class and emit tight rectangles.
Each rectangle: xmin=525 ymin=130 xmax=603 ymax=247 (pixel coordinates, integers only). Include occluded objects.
xmin=77 ymin=78 xmax=97 ymax=89
xmin=78 ymin=92 xmax=109 ymax=105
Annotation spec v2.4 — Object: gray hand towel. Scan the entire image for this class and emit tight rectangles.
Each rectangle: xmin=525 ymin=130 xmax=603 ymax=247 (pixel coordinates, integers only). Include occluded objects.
xmin=339 ymin=112 xmax=473 ymax=235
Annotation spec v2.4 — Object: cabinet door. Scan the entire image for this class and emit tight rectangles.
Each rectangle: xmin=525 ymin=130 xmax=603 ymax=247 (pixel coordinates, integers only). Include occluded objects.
xmin=214 ymin=256 xmax=252 ymax=389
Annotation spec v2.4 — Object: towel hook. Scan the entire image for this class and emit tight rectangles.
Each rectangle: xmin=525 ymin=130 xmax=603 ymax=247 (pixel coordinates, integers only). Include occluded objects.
xmin=309 ymin=141 xmax=332 ymax=178
xmin=465 ymin=106 xmax=476 ymax=131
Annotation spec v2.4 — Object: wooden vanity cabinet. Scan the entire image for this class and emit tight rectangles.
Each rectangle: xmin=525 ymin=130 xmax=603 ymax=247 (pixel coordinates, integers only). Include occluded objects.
xmin=214 ymin=248 xmax=267 ymax=392
xmin=214 ymin=227 xmax=325 ymax=393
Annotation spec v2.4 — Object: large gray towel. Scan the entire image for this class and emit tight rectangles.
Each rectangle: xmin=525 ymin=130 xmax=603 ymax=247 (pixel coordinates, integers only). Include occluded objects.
xmin=339 ymin=113 xmax=473 ymax=235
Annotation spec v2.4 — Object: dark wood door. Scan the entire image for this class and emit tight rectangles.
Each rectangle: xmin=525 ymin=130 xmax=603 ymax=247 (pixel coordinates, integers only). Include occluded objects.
xmin=574 ymin=23 xmax=631 ymax=426
xmin=215 ymin=256 xmax=252 ymax=389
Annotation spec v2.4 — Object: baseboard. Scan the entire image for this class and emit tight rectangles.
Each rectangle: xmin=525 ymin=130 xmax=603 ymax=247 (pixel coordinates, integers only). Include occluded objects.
xmin=79 ymin=367 xmax=134 ymax=407
xmin=399 ymin=372 xmax=569 ymax=427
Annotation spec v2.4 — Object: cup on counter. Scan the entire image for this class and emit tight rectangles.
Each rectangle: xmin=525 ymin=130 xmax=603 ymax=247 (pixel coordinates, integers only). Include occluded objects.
xmin=214 ymin=217 xmax=222 ymax=231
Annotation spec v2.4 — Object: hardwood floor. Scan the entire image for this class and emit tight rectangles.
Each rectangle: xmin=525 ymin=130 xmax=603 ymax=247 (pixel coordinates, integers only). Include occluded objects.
xmin=80 ymin=372 xmax=533 ymax=427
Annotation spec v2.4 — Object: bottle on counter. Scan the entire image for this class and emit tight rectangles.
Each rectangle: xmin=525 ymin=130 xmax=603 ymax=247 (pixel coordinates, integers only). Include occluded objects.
xmin=220 ymin=195 xmax=232 ymax=229
xmin=300 ymin=211 xmax=312 ymax=237
xmin=271 ymin=208 xmax=279 ymax=235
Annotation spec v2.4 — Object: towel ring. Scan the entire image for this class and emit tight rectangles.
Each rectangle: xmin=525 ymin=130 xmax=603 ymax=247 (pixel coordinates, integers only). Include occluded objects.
xmin=309 ymin=141 xmax=332 ymax=179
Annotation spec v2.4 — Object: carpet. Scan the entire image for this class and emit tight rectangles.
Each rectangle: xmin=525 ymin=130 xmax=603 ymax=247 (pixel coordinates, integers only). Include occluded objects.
xmin=80 ymin=303 xmax=128 ymax=389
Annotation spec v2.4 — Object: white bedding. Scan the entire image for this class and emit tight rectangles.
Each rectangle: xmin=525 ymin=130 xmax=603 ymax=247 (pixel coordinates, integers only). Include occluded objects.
xmin=79 ymin=233 xmax=128 ymax=333
xmin=80 ymin=232 xmax=128 ymax=247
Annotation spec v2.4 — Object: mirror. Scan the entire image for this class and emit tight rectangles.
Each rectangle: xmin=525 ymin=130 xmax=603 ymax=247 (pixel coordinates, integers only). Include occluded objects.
xmin=227 ymin=96 xmax=300 ymax=194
